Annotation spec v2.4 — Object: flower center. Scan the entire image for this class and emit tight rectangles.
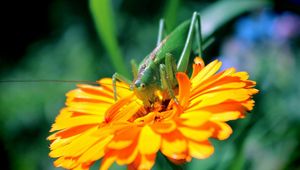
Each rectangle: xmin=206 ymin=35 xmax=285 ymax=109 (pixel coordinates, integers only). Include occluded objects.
xmin=130 ymin=98 xmax=174 ymax=124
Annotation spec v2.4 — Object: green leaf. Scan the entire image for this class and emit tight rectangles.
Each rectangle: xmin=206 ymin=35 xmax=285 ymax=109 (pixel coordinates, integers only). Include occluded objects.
xmin=164 ymin=0 xmax=181 ymax=33
xmin=89 ymin=0 xmax=130 ymax=78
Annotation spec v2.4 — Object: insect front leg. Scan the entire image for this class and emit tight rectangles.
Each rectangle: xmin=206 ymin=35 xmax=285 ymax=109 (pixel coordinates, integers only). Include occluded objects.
xmin=112 ymin=73 xmax=132 ymax=101
xmin=165 ymin=53 xmax=178 ymax=86
xmin=177 ymin=12 xmax=202 ymax=72
xmin=112 ymin=59 xmax=138 ymax=101
xmin=159 ymin=53 xmax=179 ymax=104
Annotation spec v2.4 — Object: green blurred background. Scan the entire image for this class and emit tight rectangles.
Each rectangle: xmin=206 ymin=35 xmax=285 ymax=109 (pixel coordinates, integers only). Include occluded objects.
xmin=0 ymin=0 xmax=300 ymax=169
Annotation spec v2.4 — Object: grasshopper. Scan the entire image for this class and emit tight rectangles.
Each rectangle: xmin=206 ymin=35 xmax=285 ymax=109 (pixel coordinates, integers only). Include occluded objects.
xmin=113 ymin=12 xmax=206 ymax=107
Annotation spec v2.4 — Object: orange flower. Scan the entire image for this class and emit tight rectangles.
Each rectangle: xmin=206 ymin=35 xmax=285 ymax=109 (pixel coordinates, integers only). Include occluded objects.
xmin=48 ymin=57 xmax=258 ymax=170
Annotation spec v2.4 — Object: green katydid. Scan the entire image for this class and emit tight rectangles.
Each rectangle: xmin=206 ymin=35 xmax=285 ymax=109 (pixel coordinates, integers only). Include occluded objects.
xmin=0 ymin=12 xmax=208 ymax=108
xmin=113 ymin=12 xmax=209 ymax=107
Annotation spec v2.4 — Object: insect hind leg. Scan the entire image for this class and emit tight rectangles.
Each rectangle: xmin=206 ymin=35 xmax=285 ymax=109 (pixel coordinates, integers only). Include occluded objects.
xmin=177 ymin=12 xmax=203 ymax=72
xmin=156 ymin=19 xmax=165 ymax=46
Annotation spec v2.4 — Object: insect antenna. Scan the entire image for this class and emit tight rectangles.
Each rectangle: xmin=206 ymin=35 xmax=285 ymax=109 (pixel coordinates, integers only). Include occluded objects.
xmin=0 ymin=79 xmax=132 ymax=90
xmin=0 ymin=80 xmax=98 ymax=84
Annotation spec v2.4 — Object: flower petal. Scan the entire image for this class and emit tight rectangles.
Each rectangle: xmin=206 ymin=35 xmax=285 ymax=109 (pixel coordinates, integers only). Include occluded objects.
xmin=100 ymin=151 xmax=116 ymax=170
xmin=179 ymin=111 xmax=211 ymax=127
xmin=104 ymin=96 xmax=138 ymax=122
xmin=161 ymin=130 xmax=187 ymax=159
xmin=188 ymin=140 xmax=214 ymax=159
xmin=116 ymin=139 xmax=139 ymax=165
xmin=139 ymin=154 xmax=156 ymax=170
xmin=78 ymin=135 xmax=113 ymax=163
xmin=108 ymin=126 xmax=140 ymax=150
xmin=178 ymin=126 xmax=213 ymax=142
xmin=54 ymin=157 xmax=78 ymax=169
xmin=191 ymin=60 xmax=222 ymax=86
xmin=151 ymin=121 xmax=176 ymax=134
xmin=67 ymin=102 xmax=110 ymax=114
xmin=51 ymin=115 xmax=102 ymax=131
xmin=191 ymin=57 xmax=205 ymax=79
xmin=49 ymin=127 xmax=100 ymax=158
xmin=189 ymin=89 xmax=257 ymax=109
xmin=207 ymin=121 xmax=233 ymax=140
xmin=109 ymin=100 xmax=141 ymax=122
xmin=176 ymin=72 xmax=191 ymax=108
xmin=138 ymin=125 xmax=161 ymax=155
xmin=67 ymin=84 xmax=114 ymax=103
xmin=98 ymin=78 xmax=131 ymax=98
xmin=188 ymin=101 xmax=247 ymax=121
xmin=128 ymin=153 xmax=156 ymax=170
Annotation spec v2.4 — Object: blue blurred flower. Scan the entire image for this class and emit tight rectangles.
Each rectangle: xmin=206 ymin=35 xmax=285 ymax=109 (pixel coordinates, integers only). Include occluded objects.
xmin=235 ymin=9 xmax=300 ymax=44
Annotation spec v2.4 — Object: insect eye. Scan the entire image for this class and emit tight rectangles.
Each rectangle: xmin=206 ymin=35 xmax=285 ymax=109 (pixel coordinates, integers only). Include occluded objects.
xmin=130 ymin=84 xmax=134 ymax=90
xmin=141 ymin=83 xmax=145 ymax=89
